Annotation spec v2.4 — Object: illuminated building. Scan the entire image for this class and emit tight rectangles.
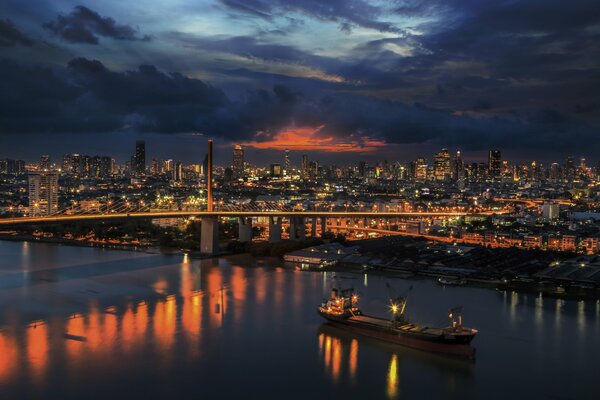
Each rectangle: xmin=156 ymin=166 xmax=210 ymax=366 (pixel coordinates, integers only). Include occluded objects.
xmin=413 ymin=157 xmax=427 ymax=181
xmin=542 ymin=202 xmax=560 ymax=222
xmin=453 ymin=150 xmax=464 ymax=181
xmin=270 ymin=163 xmax=283 ymax=177
xmin=151 ymin=158 xmax=160 ymax=175
xmin=284 ymin=149 xmax=290 ymax=176
xmin=233 ymin=144 xmax=244 ymax=178
xmin=565 ymin=156 xmax=575 ymax=182
xmin=549 ymin=162 xmax=561 ymax=182
xmin=302 ymin=154 xmax=309 ymax=179
xmin=308 ymin=160 xmax=319 ymax=179
xmin=162 ymin=159 xmax=173 ymax=175
xmin=488 ymin=150 xmax=501 ymax=179
xmin=433 ymin=149 xmax=450 ymax=181
xmin=28 ymin=171 xmax=59 ymax=216
xmin=133 ymin=140 xmax=146 ymax=175
xmin=174 ymin=161 xmax=183 ymax=182
xmin=39 ymin=155 xmax=51 ymax=171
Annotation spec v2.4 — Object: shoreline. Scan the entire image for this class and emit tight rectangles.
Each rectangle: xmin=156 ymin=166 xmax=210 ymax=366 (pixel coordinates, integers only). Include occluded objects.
xmin=288 ymin=261 xmax=600 ymax=301
xmin=3 ymin=235 xmax=599 ymax=301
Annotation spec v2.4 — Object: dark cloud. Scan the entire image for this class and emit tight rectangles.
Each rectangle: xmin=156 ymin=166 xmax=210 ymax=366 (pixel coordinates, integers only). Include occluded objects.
xmin=1 ymin=57 xmax=598 ymax=157
xmin=218 ymin=0 xmax=403 ymax=33
xmin=0 ymin=19 xmax=34 ymax=47
xmin=43 ymin=5 xmax=150 ymax=44
xmin=2 ymin=0 xmax=600 ymax=161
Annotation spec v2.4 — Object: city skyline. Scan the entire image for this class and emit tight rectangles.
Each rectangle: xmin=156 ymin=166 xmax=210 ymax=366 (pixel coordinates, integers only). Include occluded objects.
xmin=1 ymin=0 xmax=600 ymax=162
xmin=2 ymin=138 xmax=600 ymax=168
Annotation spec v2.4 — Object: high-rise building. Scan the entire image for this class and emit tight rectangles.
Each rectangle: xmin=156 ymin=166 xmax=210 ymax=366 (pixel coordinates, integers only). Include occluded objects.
xmin=542 ymin=202 xmax=560 ymax=222
xmin=28 ymin=171 xmax=59 ymax=216
xmin=202 ymin=154 xmax=208 ymax=177
xmin=16 ymin=159 xmax=25 ymax=174
xmin=151 ymin=158 xmax=160 ymax=175
xmin=174 ymin=161 xmax=183 ymax=182
xmin=413 ymin=157 xmax=427 ymax=181
xmin=488 ymin=150 xmax=502 ymax=179
xmin=433 ymin=149 xmax=451 ymax=181
xmin=308 ymin=161 xmax=319 ymax=179
xmin=133 ymin=140 xmax=146 ymax=174
xmin=284 ymin=149 xmax=290 ymax=176
xmin=301 ymin=154 xmax=309 ymax=178
xmin=565 ymin=156 xmax=575 ymax=182
xmin=549 ymin=163 xmax=561 ymax=182
xmin=233 ymin=144 xmax=244 ymax=178
xmin=270 ymin=163 xmax=283 ymax=177
xmin=162 ymin=159 xmax=173 ymax=175
xmin=453 ymin=150 xmax=464 ymax=181
xmin=91 ymin=156 xmax=112 ymax=178
xmin=40 ymin=155 xmax=51 ymax=171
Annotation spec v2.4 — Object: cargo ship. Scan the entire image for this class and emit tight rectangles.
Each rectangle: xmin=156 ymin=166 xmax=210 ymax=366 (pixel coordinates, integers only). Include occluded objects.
xmin=317 ymin=287 xmax=478 ymax=359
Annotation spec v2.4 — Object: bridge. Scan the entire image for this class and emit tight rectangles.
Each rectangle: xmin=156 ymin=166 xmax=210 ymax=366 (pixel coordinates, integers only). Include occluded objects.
xmin=0 ymin=140 xmax=512 ymax=255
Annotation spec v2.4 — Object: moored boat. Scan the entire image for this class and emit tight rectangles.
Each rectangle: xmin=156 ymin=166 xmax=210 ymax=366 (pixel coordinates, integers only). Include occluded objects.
xmin=317 ymin=287 xmax=478 ymax=359
xmin=437 ymin=277 xmax=468 ymax=286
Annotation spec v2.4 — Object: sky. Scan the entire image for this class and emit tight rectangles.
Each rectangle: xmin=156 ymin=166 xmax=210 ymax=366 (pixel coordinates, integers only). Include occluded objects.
xmin=1 ymin=0 xmax=599 ymax=166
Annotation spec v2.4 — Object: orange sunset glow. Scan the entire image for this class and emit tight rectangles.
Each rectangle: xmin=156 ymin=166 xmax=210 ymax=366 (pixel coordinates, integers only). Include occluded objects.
xmin=244 ymin=127 xmax=386 ymax=153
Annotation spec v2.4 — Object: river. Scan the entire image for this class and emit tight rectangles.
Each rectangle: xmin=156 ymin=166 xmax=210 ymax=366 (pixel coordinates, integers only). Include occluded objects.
xmin=0 ymin=240 xmax=597 ymax=399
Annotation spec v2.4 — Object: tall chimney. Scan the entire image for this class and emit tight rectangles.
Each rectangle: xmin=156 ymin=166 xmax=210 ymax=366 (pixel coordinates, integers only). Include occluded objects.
xmin=207 ymin=139 xmax=213 ymax=212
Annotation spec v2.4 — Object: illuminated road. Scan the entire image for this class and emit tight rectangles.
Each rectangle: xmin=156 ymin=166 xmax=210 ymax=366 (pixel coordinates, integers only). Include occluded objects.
xmin=0 ymin=209 xmax=508 ymax=226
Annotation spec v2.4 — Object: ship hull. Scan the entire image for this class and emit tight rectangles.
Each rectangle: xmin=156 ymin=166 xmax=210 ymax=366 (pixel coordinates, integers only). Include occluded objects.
xmin=318 ymin=310 xmax=476 ymax=359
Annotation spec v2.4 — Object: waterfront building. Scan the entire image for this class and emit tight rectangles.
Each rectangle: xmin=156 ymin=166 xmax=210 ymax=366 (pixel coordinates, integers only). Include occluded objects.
xmin=28 ymin=171 xmax=59 ymax=216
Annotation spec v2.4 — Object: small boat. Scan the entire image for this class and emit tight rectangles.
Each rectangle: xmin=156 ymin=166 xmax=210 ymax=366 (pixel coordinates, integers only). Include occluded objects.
xmin=317 ymin=287 xmax=477 ymax=359
xmin=437 ymin=277 xmax=467 ymax=286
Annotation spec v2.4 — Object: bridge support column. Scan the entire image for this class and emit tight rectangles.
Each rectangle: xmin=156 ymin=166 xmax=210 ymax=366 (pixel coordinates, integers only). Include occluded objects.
xmin=321 ymin=217 xmax=327 ymax=237
xmin=290 ymin=216 xmax=305 ymax=240
xmin=311 ymin=217 xmax=317 ymax=237
xmin=268 ymin=216 xmax=282 ymax=243
xmin=200 ymin=217 xmax=219 ymax=255
xmin=238 ymin=217 xmax=253 ymax=242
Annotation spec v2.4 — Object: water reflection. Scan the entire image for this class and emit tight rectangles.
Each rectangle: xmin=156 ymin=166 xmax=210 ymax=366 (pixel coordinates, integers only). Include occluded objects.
xmin=0 ymin=259 xmax=318 ymax=385
xmin=26 ymin=322 xmax=47 ymax=384
xmin=1 ymin=240 xmax=599 ymax=399
xmin=318 ymin=326 xmax=355 ymax=384
xmin=387 ymin=354 xmax=399 ymax=398
xmin=318 ymin=322 xmax=475 ymax=398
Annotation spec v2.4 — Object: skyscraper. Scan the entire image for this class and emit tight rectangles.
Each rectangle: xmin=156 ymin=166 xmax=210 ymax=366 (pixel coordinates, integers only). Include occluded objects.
xmin=301 ymin=154 xmax=309 ymax=178
xmin=40 ymin=155 xmax=51 ymax=171
xmin=284 ymin=149 xmax=290 ymax=176
xmin=233 ymin=144 xmax=244 ymax=178
xmin=308 ymin=161 xmax=319 ymax=179
xmin=433 ymin=149 xmax=451 ymax=181
xmin=453 ymin=151 xmax=464 ymax=181
xmin=28 ymin=171 xmax=59 ymax=216
xmin=488 ymin=150 xmax=502 ymax=179
xmin=134 ymin=140 xmax=146 ymax=174
xmin=413 ymin=157 xmax=427 ymax=181
xmin=565 ymin=156 xmax=575 ymax=182
xmin=270 ymin=163 xmax=283 ymax=177
xmin=174 ymin=161 xmax=183 ymax=182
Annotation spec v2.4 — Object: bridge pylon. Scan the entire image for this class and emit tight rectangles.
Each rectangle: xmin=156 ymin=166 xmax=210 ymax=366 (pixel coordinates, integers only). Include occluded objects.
xmin=200 ymin=139 xmax=219 ymax=255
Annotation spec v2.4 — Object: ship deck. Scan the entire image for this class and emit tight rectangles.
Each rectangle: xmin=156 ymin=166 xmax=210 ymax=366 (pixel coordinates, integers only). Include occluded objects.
xmin=349 ymin=315 xmax=445 ymax=336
